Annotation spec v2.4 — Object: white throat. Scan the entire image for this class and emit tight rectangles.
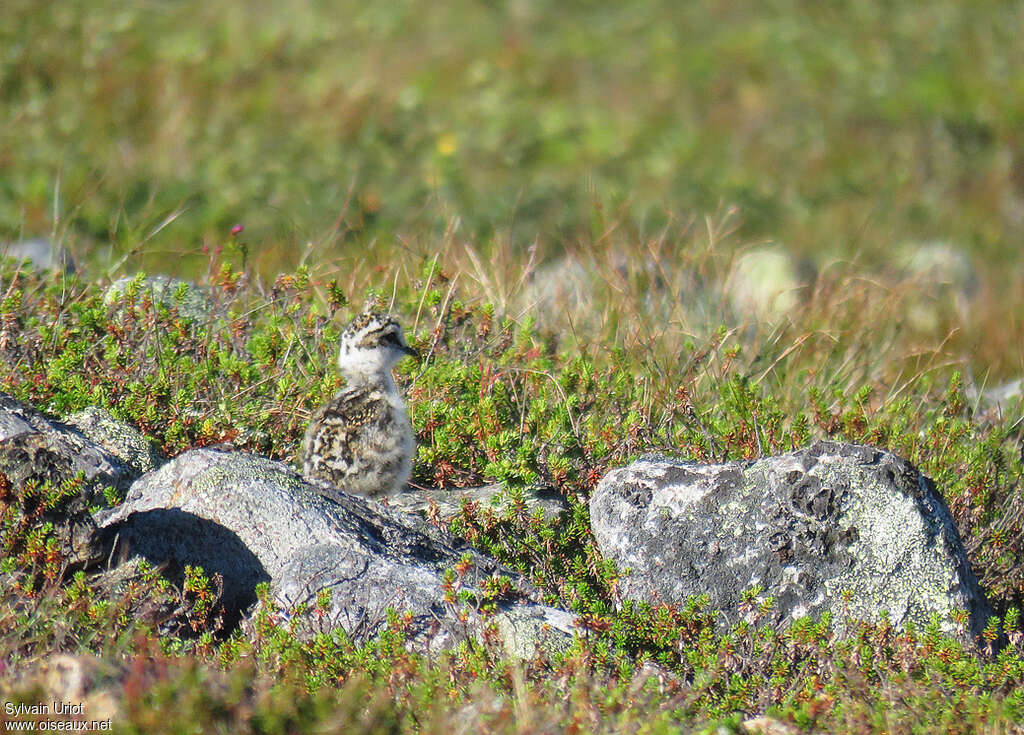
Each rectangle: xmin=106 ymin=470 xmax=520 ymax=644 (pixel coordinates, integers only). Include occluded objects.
xmin=337 ymin=346 xmax=401 ymax=387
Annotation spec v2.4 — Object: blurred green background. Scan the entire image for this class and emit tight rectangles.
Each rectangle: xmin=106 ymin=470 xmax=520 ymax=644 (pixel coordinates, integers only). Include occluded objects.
xmin=3 ymin=0 xmax=1023 ymax=278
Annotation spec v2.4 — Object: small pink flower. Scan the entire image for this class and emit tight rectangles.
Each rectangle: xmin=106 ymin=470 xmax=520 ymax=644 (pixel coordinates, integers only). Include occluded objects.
xmin=230 ymin=224 xmax=244 ymax=236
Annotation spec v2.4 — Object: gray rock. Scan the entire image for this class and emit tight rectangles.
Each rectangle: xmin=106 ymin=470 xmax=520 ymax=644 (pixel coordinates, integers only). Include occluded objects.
xmin=387 ymin=483 xmax=568 ymax=526
xmin=0 ymin=394 xmax=148 ymax=565
xmin=491 ymin=604 xmax=576 ymax=659
xmin=65 ymin=406 xmax=164 ymax=477
xmin=95 ymin=449 xmax=576 ymax=656
xmin=725 ymin=247 xmax=813 ymax=326
xmin=521 ymin=253 xmax=719 ymax=338
xmin=522 ymin=255 xmax=593 ymax=325
xmin=895 ymin=241 xmax=977 ymax=334
xmin=2 ymin=238 xmax=75 ymax=273
xmin=965 ymin=376 xmax=1023 ymax=426
xmin=898 ymin=240 xmax=977 ymax=295
xmin=104 ymin=275 xmax=214 ymax=321
xmin=0 ymin=394 xmax=144 ymax=499
xmin=590 ymin=440 xmax=991 ymax=641
xmin=979 ymin=378 xmax=1023 ymax=408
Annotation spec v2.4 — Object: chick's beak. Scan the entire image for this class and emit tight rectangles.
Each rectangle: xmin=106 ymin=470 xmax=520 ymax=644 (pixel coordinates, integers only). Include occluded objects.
xmin=401 ymin=343 xmax=419 ymax=359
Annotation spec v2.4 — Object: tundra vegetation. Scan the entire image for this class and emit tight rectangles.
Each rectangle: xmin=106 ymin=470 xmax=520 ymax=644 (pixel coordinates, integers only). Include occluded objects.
xmin=3 ymin=1 xmax=1024 ymax=732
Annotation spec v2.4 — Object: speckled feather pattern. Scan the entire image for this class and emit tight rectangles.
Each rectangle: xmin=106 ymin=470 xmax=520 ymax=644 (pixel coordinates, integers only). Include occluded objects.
xmin=301 ymin=312 xmax=416 ymax=497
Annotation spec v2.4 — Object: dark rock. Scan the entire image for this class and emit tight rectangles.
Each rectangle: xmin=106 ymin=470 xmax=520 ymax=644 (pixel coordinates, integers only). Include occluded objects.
xmin=590 ymin=440 xmax=992 ymax=641
xmin=0 ymin=394 xmax=153 ymax=565
xmin=95 ymin=449 xmax=576 ymax=656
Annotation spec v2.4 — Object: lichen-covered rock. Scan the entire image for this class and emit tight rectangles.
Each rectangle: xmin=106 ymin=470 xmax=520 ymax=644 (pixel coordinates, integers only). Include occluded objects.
xmin=64 ymin=406 xmax=164 ymax=477
xmin=725 ymin=247 xmax=813 ymax=325
xmin=491 ymin=605 xmax=577 ymax=659
xmin=0 ymin=394 xmax=151 ymax=494
xmin=895 ymin=240 xmax=977 ymax=334
xmin=104 ymin=275 xmax=214 ymax=321
xmin=0 ymin=394 xmax=152 ymax=565
xmin=95 ymin=449 xmax=576 ymax=656
xmin=387 ymin=483 xmax=567 ymax=528
xmin=590 ymin=441 xmax=991 ymax=641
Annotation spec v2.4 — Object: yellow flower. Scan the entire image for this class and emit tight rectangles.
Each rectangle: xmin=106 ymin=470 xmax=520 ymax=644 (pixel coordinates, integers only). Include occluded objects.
xmin=436 ymin=133 xmax=457 ymax=156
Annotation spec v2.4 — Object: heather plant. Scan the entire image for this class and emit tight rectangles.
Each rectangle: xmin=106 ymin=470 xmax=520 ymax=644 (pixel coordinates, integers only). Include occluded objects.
xmin=3 ymin=236 xmax=1024 ymax=731
xmin=4 ymin=1 xmax=1024 ymax=729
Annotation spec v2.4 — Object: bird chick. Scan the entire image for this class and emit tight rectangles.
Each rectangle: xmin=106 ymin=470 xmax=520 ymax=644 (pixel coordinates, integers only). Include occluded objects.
xmin=302 ymin=311 xmax=417 ymax=497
